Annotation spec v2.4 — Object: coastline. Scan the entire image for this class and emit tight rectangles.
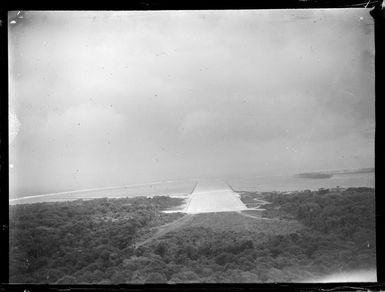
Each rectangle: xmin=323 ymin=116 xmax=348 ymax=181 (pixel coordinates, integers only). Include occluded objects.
xmin=9 ymin=171 xmax=375 ymax=206
xmin=9 ymin=181 xmax=196 ymax=205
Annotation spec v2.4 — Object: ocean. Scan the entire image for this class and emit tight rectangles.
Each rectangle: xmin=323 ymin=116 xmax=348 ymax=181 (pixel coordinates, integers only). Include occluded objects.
xmin=9 ymin=180 xmax=197 ymax=205
xmin=227 ymin=172 xmax=375 ymax=192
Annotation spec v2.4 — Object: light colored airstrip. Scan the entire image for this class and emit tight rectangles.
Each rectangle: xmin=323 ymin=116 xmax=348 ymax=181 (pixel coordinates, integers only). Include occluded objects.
xmin=183 ymin=181 xmax=248 ymax=214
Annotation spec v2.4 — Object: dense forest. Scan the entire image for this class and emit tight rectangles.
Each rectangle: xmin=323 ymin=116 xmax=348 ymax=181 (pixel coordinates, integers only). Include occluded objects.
xmin=9 ymin=187 xmax=376 ymax=283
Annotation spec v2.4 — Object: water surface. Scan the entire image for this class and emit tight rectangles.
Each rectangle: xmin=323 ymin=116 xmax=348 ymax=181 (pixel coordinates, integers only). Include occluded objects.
xmin=227 ymin=172 xmax=374 ymax=192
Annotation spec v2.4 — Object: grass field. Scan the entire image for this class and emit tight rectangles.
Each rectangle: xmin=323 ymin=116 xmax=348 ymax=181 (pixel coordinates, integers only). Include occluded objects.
xmin=179 ymin=212 xmax=302 ymax=234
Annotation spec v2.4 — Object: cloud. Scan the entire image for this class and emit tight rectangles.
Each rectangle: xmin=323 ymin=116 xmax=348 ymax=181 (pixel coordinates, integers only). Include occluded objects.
xmin=8 ymin=9 xmax=375 ymax=196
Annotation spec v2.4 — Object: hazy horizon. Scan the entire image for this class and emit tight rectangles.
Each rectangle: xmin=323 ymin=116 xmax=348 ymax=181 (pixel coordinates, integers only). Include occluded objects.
xmin=9 ymin=10 xmax=375 ymax=197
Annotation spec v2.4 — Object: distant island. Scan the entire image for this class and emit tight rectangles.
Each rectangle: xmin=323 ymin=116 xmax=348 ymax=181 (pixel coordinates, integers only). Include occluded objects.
xmin=327 ymin=167 xmax=374 ymax=174
xmin=294 ymin=167 xmax=374 ymax=179
xmin=295 ymin=173 xmax=333 ymax=179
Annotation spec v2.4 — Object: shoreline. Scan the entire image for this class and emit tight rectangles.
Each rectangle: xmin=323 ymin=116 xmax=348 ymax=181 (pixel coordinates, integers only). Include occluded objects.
xmin=10 ymin=182 xmax=375 ymax=207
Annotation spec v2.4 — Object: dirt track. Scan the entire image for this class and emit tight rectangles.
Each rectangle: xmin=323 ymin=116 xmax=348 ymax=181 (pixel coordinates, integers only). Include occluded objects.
xmin=135 ymin=214 xmax=195 ymax=247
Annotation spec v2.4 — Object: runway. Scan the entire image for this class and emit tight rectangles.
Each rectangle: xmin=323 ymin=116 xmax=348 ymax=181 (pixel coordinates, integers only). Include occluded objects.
xmin=184 ymin=180 xmax=248 ymax=214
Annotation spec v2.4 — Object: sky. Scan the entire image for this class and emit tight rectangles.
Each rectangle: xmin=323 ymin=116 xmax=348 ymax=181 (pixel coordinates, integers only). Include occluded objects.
xmin=8 ymin=9 xmax=375 ymax=197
